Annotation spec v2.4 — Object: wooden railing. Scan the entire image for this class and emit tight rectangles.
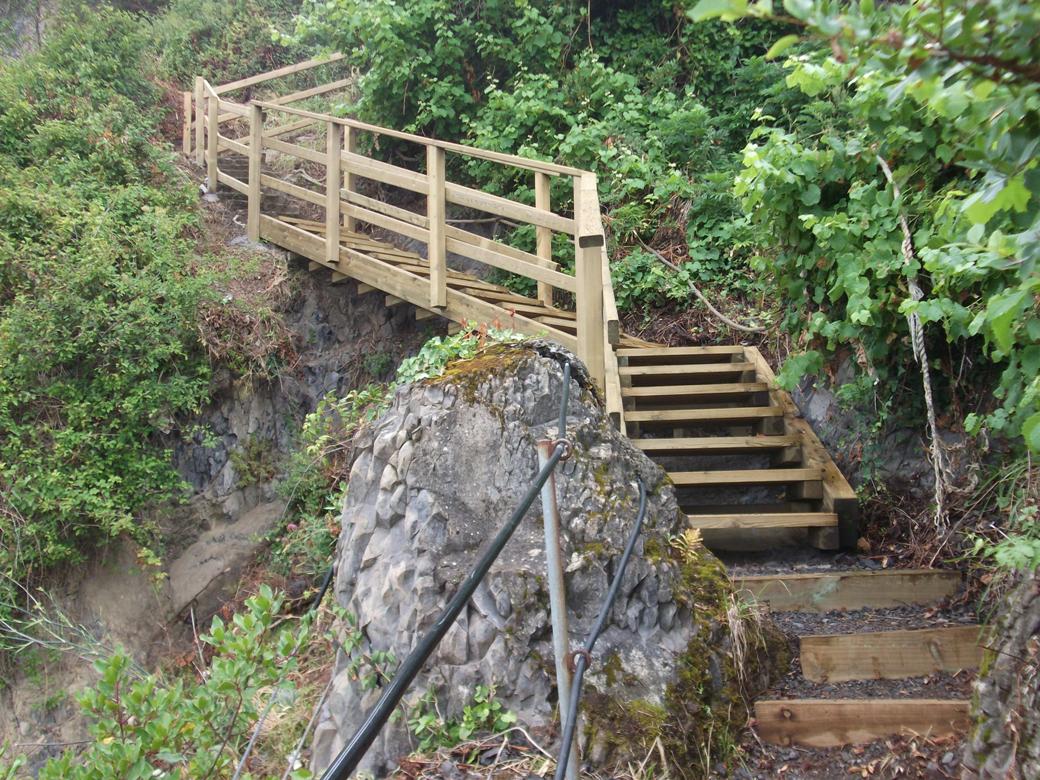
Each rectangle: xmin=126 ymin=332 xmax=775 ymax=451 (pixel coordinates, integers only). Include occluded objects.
xmin=182 ymin=57 xmax=623 ymax=426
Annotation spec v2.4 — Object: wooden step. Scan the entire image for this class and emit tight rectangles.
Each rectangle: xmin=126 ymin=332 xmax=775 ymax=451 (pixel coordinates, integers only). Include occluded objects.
xmin=631 ymin=435 xmax=800 ymax=454
xmin=754 ymin=699 xmax=970 ymax=747
xmin=669 ymin=467 xmax=822 ymax=487
xmin=732 ymin=569 xmax=963 ymax=613
xmin=620 ymin=362 xmax=755 ymax=377
xmin=617 ymin=345 xmax=746 ymax=360
xmin=687 ymin=512 xmax=837 ymax=530
xmin=625 ymin=407 xmax=783 ymax=425
xmin=800 ymin=625 xmax=983 ymax=683
xmin=622 ymin=382 xmax=768 ymax=399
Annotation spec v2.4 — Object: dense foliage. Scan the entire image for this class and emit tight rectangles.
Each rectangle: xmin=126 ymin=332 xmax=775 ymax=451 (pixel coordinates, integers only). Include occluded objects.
xmin=0 ymin=7 xmax=213 ymax=603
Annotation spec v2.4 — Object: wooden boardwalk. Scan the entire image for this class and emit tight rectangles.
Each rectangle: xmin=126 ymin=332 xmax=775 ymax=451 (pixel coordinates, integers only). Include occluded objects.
xmin=182 ymin=56 xmax=975 ymax=753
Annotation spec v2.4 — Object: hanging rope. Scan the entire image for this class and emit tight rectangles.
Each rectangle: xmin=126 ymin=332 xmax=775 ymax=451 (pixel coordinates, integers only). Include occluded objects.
xmin=634 ymin=236 xmax=768 ymax=334
xmin=877 ymin=154 xmax=950 ymax=529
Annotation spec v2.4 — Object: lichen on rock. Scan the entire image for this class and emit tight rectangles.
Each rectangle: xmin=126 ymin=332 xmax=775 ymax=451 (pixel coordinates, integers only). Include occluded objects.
xmin=311 ymin=342 xmax=786 ymax=777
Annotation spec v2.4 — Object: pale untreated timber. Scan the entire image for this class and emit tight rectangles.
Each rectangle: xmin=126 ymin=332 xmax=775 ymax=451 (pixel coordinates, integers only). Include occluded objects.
xmin=687 ymin=512 xmax=837 ymax=530
xmin=343 ymin=126 xmax=357 ymax=233
xmin=216 ymin=171 xmax=247 ymax=195
xmin=618 ymin=345 xmax=746 ymax=359
xmin=800 ymin=625 xmax=983 ymax=683
xmin=182 ymin=91 xmax=192 ymax=156
xmin=624 ymin=406 xmax=783 ymax=424
xmin=325 ymin=122 xmax=343 ymax=267
xmin=534 ymin=171 xmax=553 ymax=306
xmin=733 ymin=569 xmax=963 ymax=613
xmin=622 ymin=382 xmax=769 ymax=398
xmin=217 ymin=135 xmax=249 ymax=156
xmin=427 ymin=145 xmax=447 ymax=308
xmin=620 ymin=362 xmax=756 ymax=377
xmin=264 ymin=136 xmax=326 ymax=165
xmin=260 ymin=174 xmax=323 ymax=207
xmin=269 ymin=77 xmax=353 ymax=107
xmin=669 ymin=468 xmax=822 ymax=487
xmin=247 ymin=104 xmax=263 ymax=242
xmin=194 ymin=78 xmax=205 ymax=166
xmin=630 ymin=435 xmax=800 ymax=454
xmin=215 ymin=52 xmax=346 ymax=94
xmin=206 ymin=92 xmax=218 ymax=190
xmin=754 ymin=699 xmax=970 ymax=748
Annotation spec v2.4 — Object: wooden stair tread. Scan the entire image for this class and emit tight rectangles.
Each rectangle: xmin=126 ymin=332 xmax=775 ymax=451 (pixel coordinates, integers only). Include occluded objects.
xmin=687 ymin=512 xmax=837 ymax=530
xmin=669 ymin=467 xmax=822 ymax=486
xmin=631 ymin=435 xmax=800 ymax=453
xmin=754 ymin=699 xmax=970 ymax=747
xmin=625 ymin=407 xmax=783 ymax=423
xmin=622 ymin=382 xmax=768 ymax=398
xmin=620 ymin=362 xmax=755 ymax=377
xmin=732 ymin=569 xmax=963 ymax=612
xmin=800 ymin=624 xmax=983 ymax=683
xmin=617 ymin=345 xmax=746 ymax=358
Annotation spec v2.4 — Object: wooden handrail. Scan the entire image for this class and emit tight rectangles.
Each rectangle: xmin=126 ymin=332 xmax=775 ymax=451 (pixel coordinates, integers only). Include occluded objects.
xmin=251 ymin=100 xmax=585 ymax=177
xmin=200 ymin=56 xmax=620 ymax=404
xmin=214 ymin=52 xmax=346 ymax=95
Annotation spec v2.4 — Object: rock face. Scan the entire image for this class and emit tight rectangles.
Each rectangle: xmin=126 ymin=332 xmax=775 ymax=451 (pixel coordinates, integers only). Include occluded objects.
xmin=963 ymin=572 xmax=1040 ymax=779
xmin=311 ymin=344 xmax=783 ymax=778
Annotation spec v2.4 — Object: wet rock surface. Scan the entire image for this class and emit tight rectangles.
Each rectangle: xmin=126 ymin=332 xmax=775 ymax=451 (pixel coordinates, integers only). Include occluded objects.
xmin=311 ymin=344 xmax=785 ymax=778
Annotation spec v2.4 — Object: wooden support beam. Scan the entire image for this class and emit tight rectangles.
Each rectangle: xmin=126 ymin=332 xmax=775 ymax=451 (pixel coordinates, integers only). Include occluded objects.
xmin=247 ymin=104 xmax=263 ymax=243
xmin=194 ymin=77 xmax=205 ymax=167
xmin=668 ymin=468 xmax=822 ymax=487
xmin=427 ymin=144 xmax=446 ymax=309
xmin=620 ymin=362 xmax=756 ymax=377
xmin=624 ymin=406 xmax=784 ymax=424
xmin=687 ymin=512 xmax=838 ymax=530
xmin=214 ymin=52 xmax=346 ymax=95
xmin=534 ymin=171 xmax=553 ymax=308
xmin=343 ymin=126 xmax=357 ymax=234
xmin=800 ymin=625 xmax=983 ymax=683
xmin=630 ymin=435 xmax=801 ymax=454
xmin=732 ymin=569 xmax=963 ymax=613
xmin=754 ymin=699 xmax=970 ymax=748
xmin=575 ymin=173 xmax=605 ymax=392
xmin=182 ymin=91 xmax=192 ymax=156
xmin=325 ymin=121 xmax=342 ymax=267
xmin=206 ymin=89 xmax=218 ymax=191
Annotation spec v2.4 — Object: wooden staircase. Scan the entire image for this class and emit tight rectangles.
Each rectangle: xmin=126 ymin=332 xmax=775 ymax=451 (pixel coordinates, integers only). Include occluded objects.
xmin=619 ymin=345 xmax=858 ymax=550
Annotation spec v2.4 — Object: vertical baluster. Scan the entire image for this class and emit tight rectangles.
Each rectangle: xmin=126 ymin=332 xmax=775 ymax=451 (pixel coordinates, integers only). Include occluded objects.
xmin=194 ymin=77 xmax=204 ymax=167
xmin=574 ymin=173 xmax=605 ymax=391
xmin=427 ymin=145 xmax=447 ymax=309
xmin=326 ymin=120 xmax=343 ymax=266
xmin=206 ymin=85 xmax=218 ymax=192
xmin=247 ymin=104 xmax=264 ymax=243
xmin=535 ymin=171 xmax=554 ymax=308
xmin=182 ymin=92 xmax=192 ymax=157
xmin=343 ymin=125 xmax=357 ymax=234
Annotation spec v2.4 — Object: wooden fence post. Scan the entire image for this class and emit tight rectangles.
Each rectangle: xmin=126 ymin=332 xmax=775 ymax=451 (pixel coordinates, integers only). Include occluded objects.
xmin=194 ymin=77 xmax=205 ymax=167
xmin=535 ymin=171 xmax=554 ymax=308
xmin=182 ymin=91 xmax=192 ymax=157
xmin=343 ymin=125 xmax=357 ymax=234
xmin=427 ymin=144 xmax=447 ymax=309
xmin=206 ymin=84 xmax=218 ymax=192
xmin=574 ymin=173 xmax=605 ymax=391
xmin=247 ymin=104 xmax=264 ymax=243
xmin=326 ymin=120 xmax=343 ymax=266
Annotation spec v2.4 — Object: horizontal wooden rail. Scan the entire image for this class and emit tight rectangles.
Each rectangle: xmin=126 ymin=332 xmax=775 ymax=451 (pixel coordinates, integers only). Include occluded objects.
xmin=253 ymin=100 xmax=585 ymax=177
xmin=214 ymin=52 xmax=346 ymax=95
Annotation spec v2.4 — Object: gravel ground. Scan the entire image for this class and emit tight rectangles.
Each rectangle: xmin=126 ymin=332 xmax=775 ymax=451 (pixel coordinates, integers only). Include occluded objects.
xmin=770 ymin=603 xmax=978 ymax=636
xmin=721 ymin=548 xmax=924 ymax=576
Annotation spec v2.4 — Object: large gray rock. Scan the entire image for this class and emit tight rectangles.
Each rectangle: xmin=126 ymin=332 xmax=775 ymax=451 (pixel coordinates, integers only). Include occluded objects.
xmin=311 ymin=344 xmax=784 ymax=778
xmin=963 ymin=572 xmax=1040 ymax=779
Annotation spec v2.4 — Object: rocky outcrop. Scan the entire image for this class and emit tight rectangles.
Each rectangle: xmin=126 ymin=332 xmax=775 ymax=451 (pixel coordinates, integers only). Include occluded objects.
xmin=311 ymin=344 xmax=785 ymax=778
xmin=963 ymin=572 xmax=1040 ymax=779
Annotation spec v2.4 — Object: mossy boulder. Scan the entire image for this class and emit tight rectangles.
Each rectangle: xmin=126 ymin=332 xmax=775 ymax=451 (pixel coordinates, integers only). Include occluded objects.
xmin=311 ymin=343 xmax=787 ymax=777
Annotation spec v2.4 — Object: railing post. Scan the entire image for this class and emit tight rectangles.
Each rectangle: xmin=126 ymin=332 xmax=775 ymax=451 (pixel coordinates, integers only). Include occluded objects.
xmin=427 ymin=144 xmax=447 ymax=309
xmin=326 ymin=120 xmax=343 ymax=266
xmin=181 ymin=91 xmax=192 ymax=157
xmin=194 ymin=77 xmax=204 ymax=167
xmin=535 ymin=171 xmax=554 ymax=308
xmin=574 ymin=173 xmax=605 ymax=392
xmin=206 ymin=84 xmax=218 ymax=192
xmin=247 ymin=104 xmax=264 ymax=243
xmin=343 ymin=125 xmax=357 ymax=234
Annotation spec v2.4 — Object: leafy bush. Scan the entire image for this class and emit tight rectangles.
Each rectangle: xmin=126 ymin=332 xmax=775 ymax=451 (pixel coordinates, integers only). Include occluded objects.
xmin=697 ymin=0 xmax=1039 ymax=452
xmin=0 ymin=5 xmax=220 ymax=610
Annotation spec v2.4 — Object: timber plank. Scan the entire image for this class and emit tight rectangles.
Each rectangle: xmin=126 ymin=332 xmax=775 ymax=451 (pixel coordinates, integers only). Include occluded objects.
xmin=622 ymin=382 xmax=769 ymax=398
xmin=800 ymin=625 xmax=984 ymax=683
xmin=732 ymin=569 xmax=963 ymax=613
xmin=669 ymin=468 xmax=822 ymax=487
xmin=687 ymin=512 xmax=837 ymax=530
xmin=754 ymin=699 xmax=970 ymax=747
xmin=620 ymin=362 xmax=756 ymax=377
xmin=617 ymin=345 xmax=746 ymax=359
xmin=631 ymin=435 xmax=801 ymax=454
xmin=624 ymin=406 xmax=783 ymax=424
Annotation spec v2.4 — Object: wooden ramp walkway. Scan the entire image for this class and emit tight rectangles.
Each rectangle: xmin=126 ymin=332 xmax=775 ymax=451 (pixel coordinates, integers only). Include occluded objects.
xmin=182 ymin=56 xmax=976 ymax=755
